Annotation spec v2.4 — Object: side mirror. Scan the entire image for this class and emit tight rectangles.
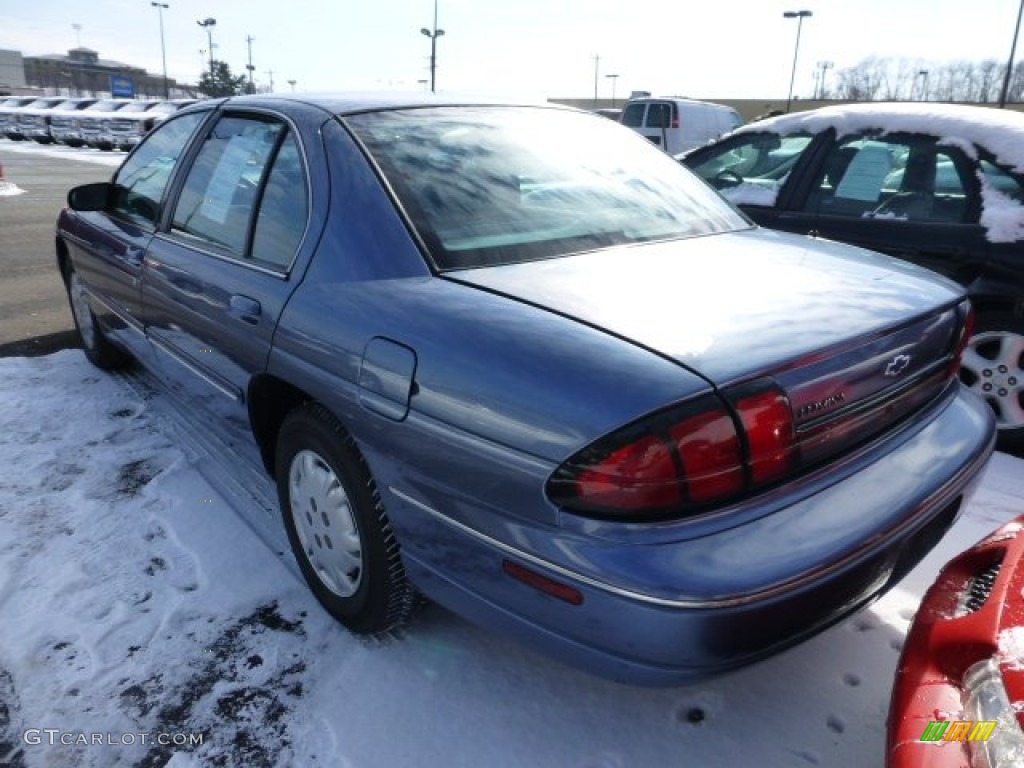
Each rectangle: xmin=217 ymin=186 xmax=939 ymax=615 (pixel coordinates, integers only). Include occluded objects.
xmin=67 ymin=182 xmax=113 ymax=211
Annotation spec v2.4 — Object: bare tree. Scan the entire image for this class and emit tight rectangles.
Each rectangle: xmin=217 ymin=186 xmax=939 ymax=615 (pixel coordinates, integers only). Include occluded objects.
xmin=833 ymin=56 xmax=1024 ymax=103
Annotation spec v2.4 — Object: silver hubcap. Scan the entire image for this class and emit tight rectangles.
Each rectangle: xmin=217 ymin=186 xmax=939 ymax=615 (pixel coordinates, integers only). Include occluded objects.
xmin=69 ymin=273 xmax=96 ymax=350
xmin=961 ymin=331 xmax=1024 ymax=431
xmin=288 ymin=449 xmax=362 ymax=597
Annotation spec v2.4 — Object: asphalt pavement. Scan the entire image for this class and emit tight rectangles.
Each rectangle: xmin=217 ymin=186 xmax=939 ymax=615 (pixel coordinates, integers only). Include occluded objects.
xmin=0 ymin=144 xmax=114 ymax=357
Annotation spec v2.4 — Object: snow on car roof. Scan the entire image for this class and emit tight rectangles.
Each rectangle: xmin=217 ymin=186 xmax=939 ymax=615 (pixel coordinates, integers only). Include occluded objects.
xmin=739 ymin=102 xmax=1024 ymax=173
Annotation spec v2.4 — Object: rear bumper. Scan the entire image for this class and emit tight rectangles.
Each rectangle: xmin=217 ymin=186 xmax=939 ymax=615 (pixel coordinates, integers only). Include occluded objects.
xmin=395 ymin=385 xmax=996 ymax=685
xmin=888 ymin=514 xmax=1024 ymax=767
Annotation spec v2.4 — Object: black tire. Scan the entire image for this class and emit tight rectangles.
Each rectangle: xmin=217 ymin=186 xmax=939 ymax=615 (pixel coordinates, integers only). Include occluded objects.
xmin=66 ymin=269 xmax=132 ymax=370
xmin=959 ymin=311 xmax=1024 ymax=455
xmin=275 ymin=403 xmax=414 ymax=634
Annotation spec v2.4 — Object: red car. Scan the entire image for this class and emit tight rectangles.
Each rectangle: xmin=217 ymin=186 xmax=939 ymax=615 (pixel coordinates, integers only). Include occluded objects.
xmin=888 ymin=515 xmax=1024 ymax=767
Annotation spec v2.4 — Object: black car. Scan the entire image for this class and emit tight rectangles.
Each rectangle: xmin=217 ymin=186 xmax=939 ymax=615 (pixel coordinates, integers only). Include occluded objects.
xmin=683 ymin=103 xmax=1024 ymax=452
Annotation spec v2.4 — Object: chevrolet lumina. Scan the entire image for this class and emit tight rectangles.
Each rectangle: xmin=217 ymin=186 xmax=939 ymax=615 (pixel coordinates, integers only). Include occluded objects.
xmin=55 ymin=94 xmax=995 ymax=685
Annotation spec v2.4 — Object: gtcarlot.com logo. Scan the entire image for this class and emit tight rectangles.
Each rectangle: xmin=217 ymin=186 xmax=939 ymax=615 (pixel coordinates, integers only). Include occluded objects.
xmin=23 ymin=729 xmax=205 ymax=747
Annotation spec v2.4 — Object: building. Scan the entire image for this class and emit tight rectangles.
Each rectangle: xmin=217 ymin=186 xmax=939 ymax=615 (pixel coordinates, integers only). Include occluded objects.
xmin=0 ymin=49 xmax=29 ymax=94
xmin=22 ymin=47 xmax=181 ymax=98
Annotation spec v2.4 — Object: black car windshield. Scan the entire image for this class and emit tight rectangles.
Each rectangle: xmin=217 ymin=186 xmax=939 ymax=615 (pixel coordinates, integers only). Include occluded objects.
xmin=346 ymin=106 xmax=750 ymax=270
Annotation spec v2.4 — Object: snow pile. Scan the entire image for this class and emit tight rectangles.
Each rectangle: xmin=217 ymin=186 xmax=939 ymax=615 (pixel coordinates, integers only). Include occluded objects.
xmin=0 ymin=350 xmax=1022 ymax=767
xmin=740 ymin=103 xmax=1024 ymax=174
xmin=978 ymin=173 xmax=1024 ymax=242
xmin=0 ymin=181 xmax=25 ymax=196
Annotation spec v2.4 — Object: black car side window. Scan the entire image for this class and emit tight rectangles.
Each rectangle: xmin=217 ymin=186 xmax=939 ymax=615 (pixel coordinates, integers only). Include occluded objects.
xmin=111 ymin=111 xmax=206 ymax=226
xmin=688 ymin=132 xmax=813 ymax=206
xmin=806 ymin=135 xmax=971 ymax=223
xmin=171 ymin=115 xmax=283 ymax=257
xmin=250 ymin=134 xmax=308 ymax=269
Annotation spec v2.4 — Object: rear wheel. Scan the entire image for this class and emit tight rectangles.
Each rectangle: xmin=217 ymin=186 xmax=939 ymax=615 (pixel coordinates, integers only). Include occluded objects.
xmin=66 ymin=269 xmax=131 ymax=370
xmin=275 ymin=403 xmax=414 ymax=634
xmin=959 ymin=312 xmax=1024 ymax=454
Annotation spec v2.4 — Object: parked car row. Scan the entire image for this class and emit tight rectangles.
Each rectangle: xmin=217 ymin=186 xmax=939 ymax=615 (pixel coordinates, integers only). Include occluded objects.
xmin=0 ymin=95 xmax=198 ymax=151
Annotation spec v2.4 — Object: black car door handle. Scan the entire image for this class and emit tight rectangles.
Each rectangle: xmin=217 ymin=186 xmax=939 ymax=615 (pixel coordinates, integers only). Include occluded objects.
xmin=228 ymin=294 xmax=262 ymax=325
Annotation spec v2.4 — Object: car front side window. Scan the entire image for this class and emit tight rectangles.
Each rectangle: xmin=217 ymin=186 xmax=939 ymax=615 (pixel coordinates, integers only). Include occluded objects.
xmin=170 ymin=115 xmax=283 ymax=258
xmin=688 ymin=132 xmax=812 ymax=207
xmin=111 ymin=111 xmax=206 ymax=226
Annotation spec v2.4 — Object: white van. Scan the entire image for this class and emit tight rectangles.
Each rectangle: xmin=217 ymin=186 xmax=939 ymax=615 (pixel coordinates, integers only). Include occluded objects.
xmin=620 ymin=97 xmax=743 ymax=155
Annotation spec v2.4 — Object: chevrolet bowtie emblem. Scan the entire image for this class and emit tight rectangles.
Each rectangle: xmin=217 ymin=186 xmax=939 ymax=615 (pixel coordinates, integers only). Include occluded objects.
xmin=884 ymin=354 xmax=912 ymax=377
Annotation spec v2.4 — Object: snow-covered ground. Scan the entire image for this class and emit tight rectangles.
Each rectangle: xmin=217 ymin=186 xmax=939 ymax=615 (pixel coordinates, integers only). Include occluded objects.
xmin=0 ymin=140 xmax=124 ymax=169
xmin=0 ymin=351 xmax=1021 ymax=767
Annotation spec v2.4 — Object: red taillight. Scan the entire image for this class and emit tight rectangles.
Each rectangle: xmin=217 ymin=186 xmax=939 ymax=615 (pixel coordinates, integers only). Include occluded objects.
xmin=548 ymin=381 xmax=797 ymax=519
xmin=670 ymin=410 xmax=743 ymax=502
xmin=734 ymin=390 xmax=796 ymax=484
xmin=574 ymin=434 xmax=680 ymax=509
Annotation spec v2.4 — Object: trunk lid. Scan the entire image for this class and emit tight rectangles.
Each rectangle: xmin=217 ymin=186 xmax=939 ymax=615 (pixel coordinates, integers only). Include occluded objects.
xmin=450 ymin=228 xmax=967 ymax=462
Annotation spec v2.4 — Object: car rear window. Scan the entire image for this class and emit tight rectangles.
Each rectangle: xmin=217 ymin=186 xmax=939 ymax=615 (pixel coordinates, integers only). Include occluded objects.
xmin=346 ymin=106 xmax=749 ymax=270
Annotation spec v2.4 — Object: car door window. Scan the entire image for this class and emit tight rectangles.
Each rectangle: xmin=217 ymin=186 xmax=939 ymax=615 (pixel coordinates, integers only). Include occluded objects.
xmin=688 ymin=132 xmax=813 ymax=206
xmin=171 ymin=115 xmax=284 ymax=257
xmin=805 ymin=135 xmax=970 ymax=223
xmin=250 ymin=133 xmax=309 ymax=269
xmin=111 ymin=111 xmax=206 ymax=226
xmin=645 ymin=103 xmax=672 ymax=128
xmin=621 ymin=103 xmax=645 ymax=127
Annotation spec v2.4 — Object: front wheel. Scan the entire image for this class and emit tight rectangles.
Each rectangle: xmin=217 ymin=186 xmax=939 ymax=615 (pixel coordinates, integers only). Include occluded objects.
xmin=66 ymin=269 xmax=131 ymax=370
xmin=959 ymin=311 xmax=1024 ymax=454
xmin=275 ymin=403 xmax=414 ymax=634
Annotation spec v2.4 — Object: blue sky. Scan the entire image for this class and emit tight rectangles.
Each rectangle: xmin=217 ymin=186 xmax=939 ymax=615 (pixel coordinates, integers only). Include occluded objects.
xmin=1 ymin=0 xmax=1021 ymax=100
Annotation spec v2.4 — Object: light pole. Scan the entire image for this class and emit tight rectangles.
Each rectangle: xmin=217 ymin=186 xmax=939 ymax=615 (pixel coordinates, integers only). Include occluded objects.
xmin=287 ymin=79 xmax=296 ymax=92
xmin=916 ymin=69 xmax=929 ymax=101
xmin=246 ymin=34 xmax=256 ymax=94
xmin=420 ymin=0 xmax=444 ymax=93
xmin=197 ymin=17 xmax=216 ymax=78
xmin=151 ymin=3 xmax=169 ymax=99
xmin=1000 ymin=0 xmax=1024 ymax=107
xmin=605 ymin=73 xmax=619 ymax=108
xmin=814 ymin=60 xmax=833 ymax=100
xmin=783 ymin=10 xmax=812 ymax=112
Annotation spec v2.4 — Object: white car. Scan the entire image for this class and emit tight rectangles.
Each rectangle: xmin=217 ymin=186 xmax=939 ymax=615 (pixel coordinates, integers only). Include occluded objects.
xmin=620 ymin=97 xmax=743 ymax=155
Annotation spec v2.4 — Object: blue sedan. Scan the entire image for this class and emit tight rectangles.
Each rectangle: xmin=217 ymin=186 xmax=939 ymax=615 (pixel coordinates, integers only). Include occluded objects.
xmin=56 ymin=94 xmax=995 ymax=685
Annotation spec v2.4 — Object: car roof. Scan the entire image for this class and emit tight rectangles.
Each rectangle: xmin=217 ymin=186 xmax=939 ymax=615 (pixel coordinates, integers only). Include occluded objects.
xmin=736 ymin=102 xmax=1024 ymax=173
xmin=195 ymin=91 xmax=565 ymax=117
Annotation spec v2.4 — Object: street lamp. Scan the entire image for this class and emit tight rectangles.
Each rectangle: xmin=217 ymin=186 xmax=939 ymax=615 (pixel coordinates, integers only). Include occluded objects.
xmin=197 ymin=17 xmax=216 ymax=78
xmin=783 ymin=10 xmax=812 ymax=113
xmin=605 ymin=73 xmax=620 ymax=108
xmin=151 ymin=3 xmax=169 ymax=99
xmin=420 ymin=0 xmax=444 ymax=93
xmin=287 ymin=79 xmax=296 ymax=92
xmin=1000 ymin=0 xmax=1024 ymax=107
xmin=916 ymin=69 xmax=929 ymax=101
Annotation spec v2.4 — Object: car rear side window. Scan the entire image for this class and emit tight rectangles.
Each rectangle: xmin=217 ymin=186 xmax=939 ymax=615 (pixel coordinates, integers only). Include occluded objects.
xmin=621 ymin=103 xmax=645 ymax=127
xmin=250 ymin=134 xmax=309 ymax=269
xmin=112 ymin=111 xmax=206 ymax=226
xmin=805 ymin=135 xmax=971 ymax=223
xmin=645 ymin=103 xmax=673 ymax=128
xmin=171 ymin=116 xmax=284 ymax=257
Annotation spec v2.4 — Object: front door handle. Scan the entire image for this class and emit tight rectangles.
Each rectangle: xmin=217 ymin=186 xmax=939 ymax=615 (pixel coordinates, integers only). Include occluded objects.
xmin=228 ymin=294 xmax=261 ymax=325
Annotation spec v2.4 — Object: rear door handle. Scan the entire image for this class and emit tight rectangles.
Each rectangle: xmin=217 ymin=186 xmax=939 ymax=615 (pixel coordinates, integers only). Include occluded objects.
xmin=228 ymin=294 xmax=262 ymax=325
